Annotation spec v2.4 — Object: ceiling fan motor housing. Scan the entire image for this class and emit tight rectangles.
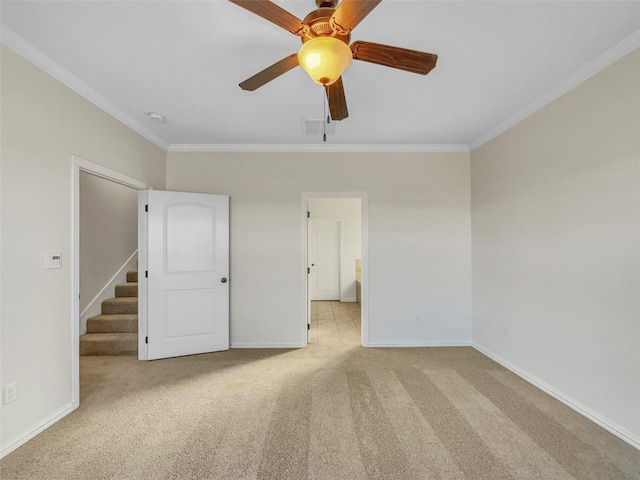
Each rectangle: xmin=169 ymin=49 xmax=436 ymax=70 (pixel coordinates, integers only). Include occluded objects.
xmin=316 ymin=0 xmax=339 ymax=8
xmin=302 ymin=7 xmax=350 ymax=45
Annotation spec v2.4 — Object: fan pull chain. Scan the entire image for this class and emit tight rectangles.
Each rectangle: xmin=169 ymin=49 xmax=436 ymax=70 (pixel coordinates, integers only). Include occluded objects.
xmin=323 ymin=90 xmax=327 ymax=142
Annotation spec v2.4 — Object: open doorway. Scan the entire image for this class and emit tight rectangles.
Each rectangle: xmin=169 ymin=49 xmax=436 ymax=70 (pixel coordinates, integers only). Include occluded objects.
xmin=71 ymin=156 xmax=150 ymax=406
xmin=302 ymin=192 xmax=368 ymax=346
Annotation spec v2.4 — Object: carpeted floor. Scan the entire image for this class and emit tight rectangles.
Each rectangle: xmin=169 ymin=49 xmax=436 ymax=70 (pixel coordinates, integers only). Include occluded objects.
xmin=1 ymin=345 xmax=639 ymax=479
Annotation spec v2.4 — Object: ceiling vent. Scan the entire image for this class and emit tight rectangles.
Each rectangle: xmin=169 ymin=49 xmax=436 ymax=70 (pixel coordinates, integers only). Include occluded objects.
xmin=302 ymin=119 xmax=337 ymax=136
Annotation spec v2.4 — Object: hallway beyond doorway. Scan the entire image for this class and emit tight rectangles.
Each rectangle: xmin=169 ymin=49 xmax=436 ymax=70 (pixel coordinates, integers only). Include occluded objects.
xmin=310 ymin=301 xmax=361 ymax=345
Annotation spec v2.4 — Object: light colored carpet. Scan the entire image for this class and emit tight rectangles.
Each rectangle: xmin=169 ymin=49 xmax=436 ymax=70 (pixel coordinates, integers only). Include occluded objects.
xmin=1 ymin=346 xmax=639 ymax=479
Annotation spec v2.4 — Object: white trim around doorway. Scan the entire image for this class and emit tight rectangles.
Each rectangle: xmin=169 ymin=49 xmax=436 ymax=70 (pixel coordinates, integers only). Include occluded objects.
xmin=301 ymin=192 xmax=369 ymax=347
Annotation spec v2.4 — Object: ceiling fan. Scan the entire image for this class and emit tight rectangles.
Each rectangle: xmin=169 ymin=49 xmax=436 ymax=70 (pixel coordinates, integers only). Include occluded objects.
xmin=229 ymin=0 xmax=438 ymax=121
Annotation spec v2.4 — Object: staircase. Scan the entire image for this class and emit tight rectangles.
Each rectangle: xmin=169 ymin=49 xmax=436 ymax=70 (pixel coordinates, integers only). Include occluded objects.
xmin=80 ymin=271 xmax=138 ymax=355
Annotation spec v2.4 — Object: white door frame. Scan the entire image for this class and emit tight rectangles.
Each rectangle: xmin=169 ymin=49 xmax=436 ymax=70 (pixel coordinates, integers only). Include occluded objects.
xmin=301 ymin=192 xmax=368 ymax=346
xmin=71 ymin=156 xmax=151 ymax=406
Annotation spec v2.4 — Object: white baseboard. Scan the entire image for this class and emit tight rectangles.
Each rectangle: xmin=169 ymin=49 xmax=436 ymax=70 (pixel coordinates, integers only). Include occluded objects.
xmin=367 ymin=341 xmax=472 ymax=348
xmin=472 ymin=343 xmax=640 ymax=451
xmin=340 ymin=296 xmax=357 ymax=303
xmin=79 ymin=251 xmax=138 ymax=334
xmin=0 ymin=402 xmax=77 ymax=459
xmin=231 ymin=343 xmax=304 ymax=349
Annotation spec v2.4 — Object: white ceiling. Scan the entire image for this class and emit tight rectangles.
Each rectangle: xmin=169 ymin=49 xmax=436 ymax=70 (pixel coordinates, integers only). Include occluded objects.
xmin=2 ymin=1 xmax=639 ymax=150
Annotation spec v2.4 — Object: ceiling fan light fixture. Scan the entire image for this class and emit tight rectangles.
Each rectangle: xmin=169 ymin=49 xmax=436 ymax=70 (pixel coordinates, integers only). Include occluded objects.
xmin=298 ymin=36 xmax=352 ymax=86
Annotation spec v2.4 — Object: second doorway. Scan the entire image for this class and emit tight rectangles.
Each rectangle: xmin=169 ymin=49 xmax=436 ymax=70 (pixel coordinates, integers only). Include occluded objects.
xmin=307 ymin=197 xmax=362 ymax=345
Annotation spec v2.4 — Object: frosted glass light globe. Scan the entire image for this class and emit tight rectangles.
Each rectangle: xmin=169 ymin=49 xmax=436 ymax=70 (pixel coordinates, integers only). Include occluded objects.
xmin=298 ymin=37 xmax=352 ymax=86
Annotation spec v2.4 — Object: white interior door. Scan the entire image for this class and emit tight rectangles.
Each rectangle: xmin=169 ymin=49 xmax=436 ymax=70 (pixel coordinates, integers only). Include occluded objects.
xmin=308 ymin=218 xmax=340 ymax=301
xmin=139 ymin=190 xmax=229 ymax=360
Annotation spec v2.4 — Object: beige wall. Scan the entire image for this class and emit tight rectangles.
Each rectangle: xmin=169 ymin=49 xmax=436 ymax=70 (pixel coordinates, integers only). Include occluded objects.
xmin=79 ymin=171 xmax=138 ymax=314
xmin=167 ymin=151 xmax=472 ymax=348
xmin=0 ymin=46 xmax=166 ymax=454
xmin=471 ymin=48 xmax=640 ymax=442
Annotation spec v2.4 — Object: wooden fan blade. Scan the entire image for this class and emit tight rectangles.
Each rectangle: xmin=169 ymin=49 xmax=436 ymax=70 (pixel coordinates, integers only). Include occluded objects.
xmin=325 ymin=77 xmax=348 ymax=121
xmin=239 ymin=54 xmax=299 ymax=91
xmin=351 ymin=41 xmax=438 ymax=75
xmin=229 ymin=0 xmax=305 ymax=35
xmin=331 ymin=0 xmax=382 ymax=33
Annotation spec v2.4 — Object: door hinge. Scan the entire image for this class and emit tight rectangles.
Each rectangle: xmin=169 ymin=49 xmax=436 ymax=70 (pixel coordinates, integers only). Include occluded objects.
xmin=145 ymin=204 xmax=148 ymax=212
xmin=145 ymin=336 xmax=148 ymax=344
xmin=307 ymin=324 xmax=310 ymax=330
xmin=145 ymin=270 xmax=148 ymax=278
xmin=307 ymin=267 xmax=310 ymax=274
xmin=307 ymin=211 xmax=310 ymax=218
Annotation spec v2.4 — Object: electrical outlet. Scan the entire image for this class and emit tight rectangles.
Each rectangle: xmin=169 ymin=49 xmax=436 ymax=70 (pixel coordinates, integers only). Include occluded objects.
xmin=3 ymin=383 xmax=18 ymax=404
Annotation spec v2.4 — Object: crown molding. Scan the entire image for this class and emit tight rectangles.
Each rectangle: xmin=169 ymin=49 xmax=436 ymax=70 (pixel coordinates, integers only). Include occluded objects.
xmin=1 ymin=24 xmax=169 ymax=151
xmin=167 ymin=143 xmax=471 ymax=153
xmin=0 ymin=24 xmax=468 ymax=155
xmin=6 ymin=18 xmax=636 ymax=155
xmin=469 ymin=28 xmax=640 ymax=152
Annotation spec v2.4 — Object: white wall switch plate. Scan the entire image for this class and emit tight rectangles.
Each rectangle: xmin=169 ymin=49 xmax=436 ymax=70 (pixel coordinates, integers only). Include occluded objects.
xmin=3 ymin=383 xmax=18 ymax=404
xmin=44 ymin=253 xmax=62 ymax=269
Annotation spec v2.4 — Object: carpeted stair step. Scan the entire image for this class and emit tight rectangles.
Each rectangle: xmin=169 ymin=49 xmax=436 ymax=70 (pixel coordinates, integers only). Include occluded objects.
xmin=102 ymin=297 xmax=137 ymax=314
xmin=87 ymin=314 xmax=138 ymax=333
xmin=80 ymin=270 xmax=139 ymax=356
xmin=115 ymin=282 xmax=138 ymax=297
xmin=80 ymin=333 xmax=138 ymax=355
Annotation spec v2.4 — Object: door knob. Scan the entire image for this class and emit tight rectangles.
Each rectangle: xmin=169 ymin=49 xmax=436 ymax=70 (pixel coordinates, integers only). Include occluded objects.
xmin=221 ymin=278 xmax=228 ymax=283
